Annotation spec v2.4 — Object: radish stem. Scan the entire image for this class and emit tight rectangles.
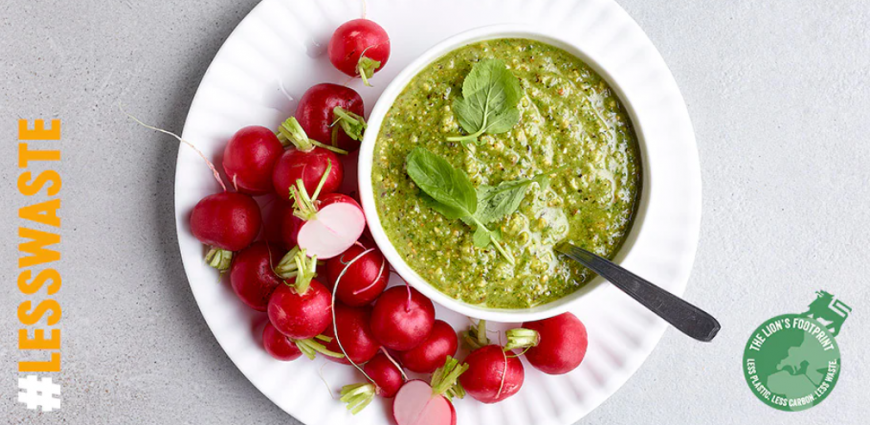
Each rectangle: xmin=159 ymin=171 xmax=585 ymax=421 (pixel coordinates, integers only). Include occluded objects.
xmin=462 ymin=319 xmax=490 ymax=350
xmin=282 ymin=249 xmax=317 ymax=294
xmin=274 ymin=247 xmax=301 ymax=278
xmin=430 ymin=356 xmax=467 ymax=400
xmin=276 ymin=117 xmax=349 ymax=155
xmin=295 ymin=337 xmax=345 ymax=360
xmin=204 ymin=248 xmax=233 ymax=271
xmin=310 ymin=159 xmax=333 ymax=202
xmin=331 ymin=106 xmax=367 ymax=141
xmin=504 ymin=328 xmax=540 ymax=351
xmin=340 ymin=383 xmax=376 ymax=414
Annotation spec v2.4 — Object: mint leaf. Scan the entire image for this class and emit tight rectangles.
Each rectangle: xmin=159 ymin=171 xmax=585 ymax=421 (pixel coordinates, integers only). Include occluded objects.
xmin=406 ymin=148 xmax=477 ymax=217
xmin=406 ymin=148 xmax=515 ymax=264
xmin=474 ymin=173 xmax=549 ymax=225
xmin=448 ymin=59 xmax=523 ymax=143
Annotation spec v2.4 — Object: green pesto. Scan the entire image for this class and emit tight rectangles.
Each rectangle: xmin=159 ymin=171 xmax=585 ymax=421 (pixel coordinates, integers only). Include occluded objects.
xmin=372 ymin=39 xmax=641 ymax=309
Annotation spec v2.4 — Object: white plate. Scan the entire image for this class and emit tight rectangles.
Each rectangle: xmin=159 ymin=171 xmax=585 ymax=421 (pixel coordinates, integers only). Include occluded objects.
xmin=174 ymin=1 xmax=701 ymax=424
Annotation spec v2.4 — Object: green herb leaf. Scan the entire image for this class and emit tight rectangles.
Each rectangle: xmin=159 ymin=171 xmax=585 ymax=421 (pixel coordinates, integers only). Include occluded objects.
xmin=472 ymin=226 xmax=491 ymax=248
xmin=474 ymin=173 xmax=550 ymax=225
xmin=406 ymin=148 xmax=515 ymax=264
xmin=406 ymin=147 xmax=477 ymax=217
xmin=448 ymin=59 xmax=523 ymax=143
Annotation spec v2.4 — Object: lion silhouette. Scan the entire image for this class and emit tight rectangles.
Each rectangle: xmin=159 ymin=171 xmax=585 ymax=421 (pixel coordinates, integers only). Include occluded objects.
xmin=803 ymin=290 xmax=851 ymax=337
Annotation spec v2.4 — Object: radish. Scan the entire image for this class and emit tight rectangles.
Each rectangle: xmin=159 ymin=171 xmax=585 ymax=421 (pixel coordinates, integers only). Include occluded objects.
xmin=222 ymin=126 xmax=284 ymax=195
xmin=505 ymin=312 xmax=588 ymax=375
xmin=322 ymin=302 xmax=381 ymax=365
xmin=263 ymin=321 xmax=344 ymax=361
xmin=370 ymin=286 xmax=435 ymax=351
xmin=325 ymin=242 xmax=388 ymax=306
xmin=229 ymin=242 xmax=283 ymax=311
xmin=272 ymin=117 xmax=345 ymax=200
xmin=364 ymin=352 xmax=405 ymax=397
xmin=396 ymin=320 xmax=458 ymax=374
xmin=391 ymin=356 xmax=467 ymax=425
xmin=291 ymin=188 xmax=366 ymax=260
xmin=190 ymin=192 xmax=262 ymax=269
xmin=267 ymin=249 xmax=333 ymax=340
xmin=339 ymin=351 xmax=406 ymax=413
xmin=262 ymin=322 xmax=302 ymax=361
xmin=328 ymin=20 xmax=390 ymax=87
xmin=459 ymin=320 xmax=525 ymax=404
xmin=296 ymin=83 xmax=366 ymax=152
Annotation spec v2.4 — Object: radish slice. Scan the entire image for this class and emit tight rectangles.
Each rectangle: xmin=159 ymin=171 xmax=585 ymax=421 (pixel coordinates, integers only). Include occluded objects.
xmin=392 ymin=380 xmax=456 ymax=425
xmin=296 ymin=202 xmax=365 ymax=259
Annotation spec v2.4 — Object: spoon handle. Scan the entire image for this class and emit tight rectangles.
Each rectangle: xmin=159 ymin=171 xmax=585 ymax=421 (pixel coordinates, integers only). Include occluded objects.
xmin=556 ymin=243 xmax=720 ymax=342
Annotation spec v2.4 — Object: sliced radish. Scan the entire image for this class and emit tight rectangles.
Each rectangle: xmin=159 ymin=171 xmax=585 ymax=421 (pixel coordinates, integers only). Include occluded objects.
xmin=392 ymin=380 xmax=455 ymax=425
xmin=392 ymin=356 xmax=466 ymax=425
xmin=296 ymin=199 xmax=365 ymax=259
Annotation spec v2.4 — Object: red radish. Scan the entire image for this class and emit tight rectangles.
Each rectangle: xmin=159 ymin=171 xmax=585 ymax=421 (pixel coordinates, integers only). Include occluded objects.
xmin=370 ymin=286 xmax=435 ymax=351
xmin=338 ymin=351 xmax=406 ymax=413
xmin=460 ymin=344 xmax=525 ymax=404
xmin=279 ymin=191 xmax=365 ymax=258
xmin=391 ymin=356 xmax=467 ymax=425
xmin=263 ymin=320 xmax=344 ymax=361
xmin=328 ymin=20 xmax=390 ymax=86
xmin=190 ymin=192 xmax=261 ymax=269
xmin=229 ymin=242 xmax=283 ymax=311
xmin=364 ymin=352 xmax=405 ymax=398
xmin=296 ymin=83 xmax=366 ymax=152
xmin=505 ymin=312 xmax=588 ymax=375
xmin=222 ymin=126 xmax=285 ymax=195
xmin=262 ymin=322 xmax=302 ymax=361
xmin=272 ymin=117 xmax=345 ymax=200
xmin=272 ymin=148 xmax=343 ymax=201
xmin=322 ymin=302 xmax=381 ymax=365
xmin=396 ymin=320 xmax=458 ymax=373
xmin=293 ymin=191 xmax=366 ymax=260
xmin=325 ymin=243 xmax=388 ymax=306
xmin=267 ymin=250 xmax=333 ymax=340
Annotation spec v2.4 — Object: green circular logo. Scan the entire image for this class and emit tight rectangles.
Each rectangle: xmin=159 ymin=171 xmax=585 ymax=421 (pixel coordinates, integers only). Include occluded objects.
xmin=743 ymin=314 xmax=841 ymax=411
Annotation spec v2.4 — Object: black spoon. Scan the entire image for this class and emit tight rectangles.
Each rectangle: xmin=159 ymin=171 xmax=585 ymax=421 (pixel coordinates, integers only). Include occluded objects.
xmin=555 ymin=243 xmax=720 ymax=342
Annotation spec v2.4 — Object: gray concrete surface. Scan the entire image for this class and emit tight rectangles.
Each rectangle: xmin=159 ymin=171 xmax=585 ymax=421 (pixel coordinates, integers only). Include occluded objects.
xmin=1 ymin=0 xmax=869 ymax=424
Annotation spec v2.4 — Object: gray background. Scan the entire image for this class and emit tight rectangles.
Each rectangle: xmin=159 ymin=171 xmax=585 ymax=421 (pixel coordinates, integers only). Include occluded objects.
xmin=1 ymin=0 xmax=869 ymax=424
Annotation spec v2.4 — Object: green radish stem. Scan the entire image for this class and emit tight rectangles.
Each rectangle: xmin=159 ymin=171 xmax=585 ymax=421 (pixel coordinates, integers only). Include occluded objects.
xmin=274 ymin=247 xmax=302 ymax=279
xmin=462 ymin=319 xmax=490 ymax=350
xmin=430 ymin=356 xmax=468 ymax=401
xmin=278 ymin=248 xmax=317 ymax=294
xmin=296 ymin=336 xmax=345 ymax=360
xmin=204 ymin=248 xmax=233 ymax=271
xmin=331 ymin=106 xmax=367 ymax=141
xmin=340 ymin=383 xmax=376 ymax=414
xmin=356 ymin=47 xmax=381 ymax=87
xmin=503 ymin=328 xmax=540 ymax=351
xmin=288 ymin=159 xmax=333 ymax=220
xmin=276 ymin=117 xmax=348 ymax=155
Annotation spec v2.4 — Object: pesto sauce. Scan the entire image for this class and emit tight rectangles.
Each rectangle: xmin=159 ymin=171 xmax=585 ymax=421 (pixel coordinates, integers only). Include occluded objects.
xmin=372 ymin=38 xmax=641 ymax=309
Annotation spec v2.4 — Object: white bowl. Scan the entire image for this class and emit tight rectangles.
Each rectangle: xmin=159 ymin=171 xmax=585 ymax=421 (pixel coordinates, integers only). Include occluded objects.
xmin=358 ymin=24 xmax=654 ymax=322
